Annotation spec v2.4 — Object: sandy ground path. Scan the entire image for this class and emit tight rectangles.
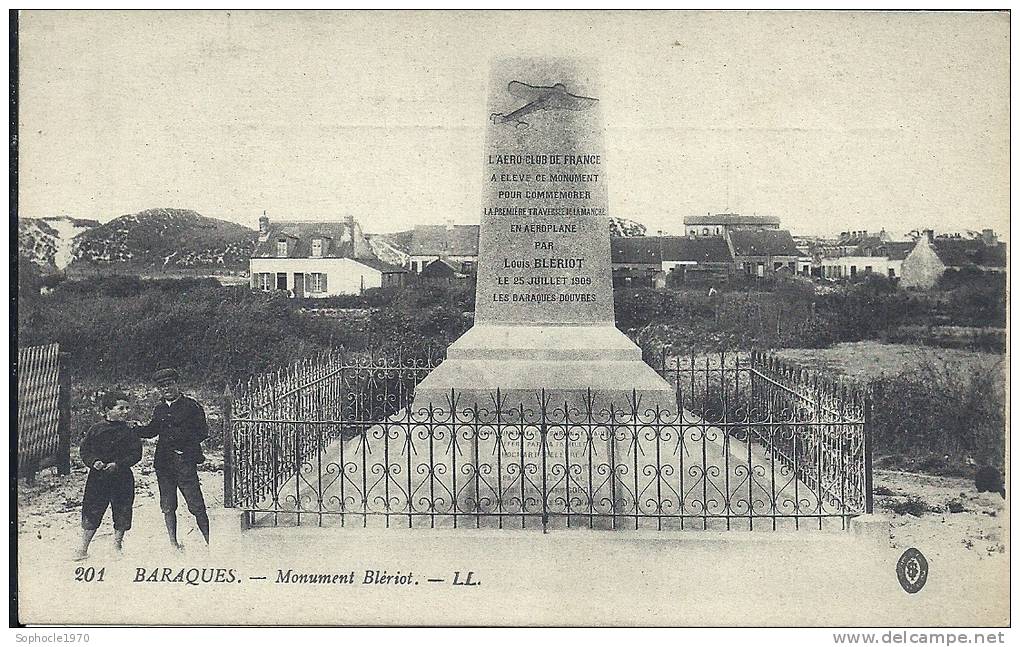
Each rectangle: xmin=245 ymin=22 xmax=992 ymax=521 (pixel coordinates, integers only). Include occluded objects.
xmin=16 ymin=450 xmax=1007 ymax=626
xmin=16 ymin=517 xmax=1009 ymax=626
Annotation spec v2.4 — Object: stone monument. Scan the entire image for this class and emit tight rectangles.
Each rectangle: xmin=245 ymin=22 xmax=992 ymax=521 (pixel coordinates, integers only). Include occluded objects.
xmin=413 ymin=58 xmax=675 ymax=414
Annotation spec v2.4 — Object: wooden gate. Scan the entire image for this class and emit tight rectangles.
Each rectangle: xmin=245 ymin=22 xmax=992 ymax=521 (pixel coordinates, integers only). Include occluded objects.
xmin=17 ymin=343 xmax=71 ymax=481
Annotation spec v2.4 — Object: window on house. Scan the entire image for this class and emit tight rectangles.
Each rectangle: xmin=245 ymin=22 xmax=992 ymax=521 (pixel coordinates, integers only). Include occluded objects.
xmin=311 ymin=239 xmax=323 ymax=258
xmin=461 ymin=260 xmax=475 ymax=273
xmin=276 ymin=273 xmax=287 ymax=290
xmin=850 ymin=266 xmax=857 ymax=277
xmin=308 ymin=273 xmax=328 ymax=293
xmin=715 ymin=227 xmax=721 ymax=234
xmin=276 ymin=240 xmax=288 ymax=257
xmin=702 ymin=228 xmax=709 ymax=235
xmin=888 ymin=268 xmax=896 ymax=278
xmin=865 ymin=266 xmax=873 ymax=273
xmin=254 ymin=273 xmax=273 ymax=290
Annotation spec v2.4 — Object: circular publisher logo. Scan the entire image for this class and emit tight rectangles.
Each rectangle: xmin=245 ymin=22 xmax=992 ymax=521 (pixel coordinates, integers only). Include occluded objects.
xmin=896 ymin=548 xmax=929 ymax=594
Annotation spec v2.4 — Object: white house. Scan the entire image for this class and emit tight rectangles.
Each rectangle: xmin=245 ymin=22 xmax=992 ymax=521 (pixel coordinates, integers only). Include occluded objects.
xmin=818 ymin=240 xmax=915 ymax=280
xmin=250 ymin=216 xmax=406 ymax=297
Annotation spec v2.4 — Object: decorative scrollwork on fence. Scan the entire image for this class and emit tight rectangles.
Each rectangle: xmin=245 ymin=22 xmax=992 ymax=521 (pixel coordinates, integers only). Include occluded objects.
xmin=226 ymin=350 xmax=871 ymax=531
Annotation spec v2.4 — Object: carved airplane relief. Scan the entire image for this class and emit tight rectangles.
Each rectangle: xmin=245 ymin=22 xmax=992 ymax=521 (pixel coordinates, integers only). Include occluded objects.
xmin=490 ymin=81 xmax=598 ymax=128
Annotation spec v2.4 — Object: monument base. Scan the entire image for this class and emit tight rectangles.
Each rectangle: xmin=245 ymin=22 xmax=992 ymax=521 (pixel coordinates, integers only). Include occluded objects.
xmin=413 ymin=324 xmax=677 ymax=414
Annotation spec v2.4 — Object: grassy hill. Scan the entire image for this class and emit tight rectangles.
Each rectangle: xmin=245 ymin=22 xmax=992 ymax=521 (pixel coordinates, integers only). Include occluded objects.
xmin=69 ymin=208 xmax=258 ymax=271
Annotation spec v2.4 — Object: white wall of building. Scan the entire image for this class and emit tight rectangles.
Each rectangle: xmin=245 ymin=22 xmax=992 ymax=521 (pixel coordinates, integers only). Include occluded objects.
xmin=684 ymin=223 xmax=780 ymax=238
xmin=899 ymin=237 xmax=945 ymax=289
xmin=685 ymin=225 xmax=724 ymax=237
xmin=661 ymin=260 xmax=698 ymax=272
xmin=819 ymin=256 xmax=903 ymax=279
xmin=409 ymin=254 xmax=476 ymax=274
xmin=250 ymin=257 xmax=384 ymax=296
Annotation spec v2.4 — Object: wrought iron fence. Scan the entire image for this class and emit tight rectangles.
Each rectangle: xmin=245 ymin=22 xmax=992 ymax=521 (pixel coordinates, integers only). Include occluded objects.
xmin=224 ymin=349 xmax=871 ymax=531
xmin=17 ymin=343 xmax=72 ymax=480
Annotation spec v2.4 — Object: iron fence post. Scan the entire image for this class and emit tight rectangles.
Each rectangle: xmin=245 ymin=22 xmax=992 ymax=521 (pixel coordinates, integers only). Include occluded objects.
xmin=222 ymin=383 xmax=235 ymax=508
xmin=864 ymin=385 xmax=874 ymax=514
xmin=56 ymin=351 xmax=71 ymax=476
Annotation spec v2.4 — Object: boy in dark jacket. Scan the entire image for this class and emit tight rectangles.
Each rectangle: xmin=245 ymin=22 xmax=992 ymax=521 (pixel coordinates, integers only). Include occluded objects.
xmin=134 ymin=368 xmax=210 ymax=550
xmin=73 ymin=390 xmax=143 ymax=561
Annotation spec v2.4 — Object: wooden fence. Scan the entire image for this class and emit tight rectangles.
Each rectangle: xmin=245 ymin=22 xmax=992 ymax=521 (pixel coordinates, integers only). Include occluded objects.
xmin=17 ymin=343 xmax=71 ymax=481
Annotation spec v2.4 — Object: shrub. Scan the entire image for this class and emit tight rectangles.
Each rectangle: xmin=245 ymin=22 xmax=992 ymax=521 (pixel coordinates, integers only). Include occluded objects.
xmin=869 ymin=357 xmax=1005 ymax=478
xmin=17 ymin=255 xmax=44 ymax=301
xmin=888 ymin=496 xmax=932 ymax=517
xmin=974 ymin=465 xmax=1005 ymax=496
xmin=19 ymin=283 xmax=342 ymax=386
xmin=17 ymin=280 xmax=481 ymax=391
xmin=50 ymin=275 xmax=224 ymax=298
xmin=945 ymin=499 xmax=966 ymax=513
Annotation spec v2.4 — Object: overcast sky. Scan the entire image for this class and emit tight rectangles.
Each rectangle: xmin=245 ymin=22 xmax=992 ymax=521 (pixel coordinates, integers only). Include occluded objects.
xmin=17 ymin=10 xmax=1009 ymax=238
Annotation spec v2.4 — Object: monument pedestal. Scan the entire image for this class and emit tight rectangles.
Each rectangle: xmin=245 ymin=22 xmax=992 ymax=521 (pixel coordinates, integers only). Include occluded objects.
xmin=412 ymin=57 xmax=676 ymax=416
xmin=412 ymin=324 xmax=676 ymax=413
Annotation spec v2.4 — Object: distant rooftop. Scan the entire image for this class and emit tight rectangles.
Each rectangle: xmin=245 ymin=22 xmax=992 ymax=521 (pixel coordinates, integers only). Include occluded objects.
xmin=729 ymin=229 xmax=801 ymax=257
xmin=883 ymin=241 xmax=917 ymax=261
xmin=660 ymin=236 xmax=733 ymax=263
xmin=410 ymin=224 xmax=480 ymax=257
xmin=684 ymin=213 xmax=780 ymax=226
xmin=253 ymin=219 xmax=375 ymax=260
xmin=932 ymin=238 xmax=1007 ymax=268
xmin=611 ymin=237 xmax=661 ymax=264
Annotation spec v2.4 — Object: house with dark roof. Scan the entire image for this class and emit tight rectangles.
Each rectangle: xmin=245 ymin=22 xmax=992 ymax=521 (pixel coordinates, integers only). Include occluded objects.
xmin=419 ymin=257 xmax=472 ymax=285
xmin=250 ymin=215 xmax=406 ymax=296
xmin=727 ymin=229 xmax=803 ymax=277
xmin=683 ymin=213 xmax=780 ymax=238
xmin=610 ymin=237 xmax=662 ymax=287
xmin=409 ymin=223 xmax=480 ymax=274
xmin=659 ymin=236 xmax=734 ymax=284
xmin=831 ymin=230 xmax=894 ymax=256
xmin=609 ymin=236 xmax=736 ymax=286
xmin=900 ymin=230 xmax=1007 ymax=289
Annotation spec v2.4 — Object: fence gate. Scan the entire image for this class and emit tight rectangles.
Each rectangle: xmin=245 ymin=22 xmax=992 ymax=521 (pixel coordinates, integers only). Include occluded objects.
xmin=224 ymin=350 xmax=872 ymax=532
xmin=17 ymin=343 xmax=71 ymax=481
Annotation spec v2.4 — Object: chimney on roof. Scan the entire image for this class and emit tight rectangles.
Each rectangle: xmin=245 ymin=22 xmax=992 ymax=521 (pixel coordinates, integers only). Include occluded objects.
xmin=982 ymin=228 xmax=997 ymax=246
xmin=258 ymin=212 xmax=270 ymax=242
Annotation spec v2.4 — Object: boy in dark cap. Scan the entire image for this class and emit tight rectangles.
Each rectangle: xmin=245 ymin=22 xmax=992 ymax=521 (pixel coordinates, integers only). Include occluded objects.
xmin=74 ymin=390 xmax=142 ymax=561
xmin=134 ymin=368 xmax=210 ymax=550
